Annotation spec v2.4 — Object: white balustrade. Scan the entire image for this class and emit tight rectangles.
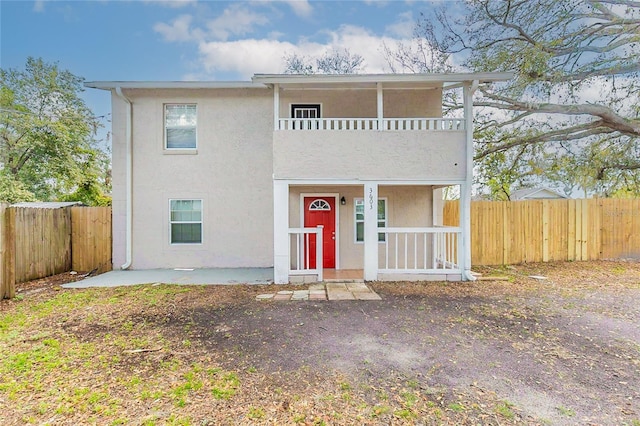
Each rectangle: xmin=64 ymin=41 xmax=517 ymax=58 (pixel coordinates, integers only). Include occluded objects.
xmin=379 ymin=227 xmax=461 ymax=273
xmin=277 ymin=118 xmax=464 ymax=131
xmin=288 ymin=226 xmax=323 ymax=281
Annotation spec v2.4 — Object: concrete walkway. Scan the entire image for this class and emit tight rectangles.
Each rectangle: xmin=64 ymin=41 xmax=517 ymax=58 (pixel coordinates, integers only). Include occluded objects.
xmin=255 ymin=282 xmax=382 ymax=301
xmin=62 ymin=268 xmax=274 ymax=288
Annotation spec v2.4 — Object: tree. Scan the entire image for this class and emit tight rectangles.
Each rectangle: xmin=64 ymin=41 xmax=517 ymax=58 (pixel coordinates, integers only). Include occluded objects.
xmin=0 ymin=57 xmax=110 ymax=204
xmin=387 ymin=0 xmax=640 ymax=198
xmin=284 ymin=48 xmax=365 ymax=74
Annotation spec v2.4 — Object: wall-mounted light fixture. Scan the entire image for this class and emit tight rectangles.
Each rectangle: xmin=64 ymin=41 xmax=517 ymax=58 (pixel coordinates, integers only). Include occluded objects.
xmin=340 ymin=196 xmax=346 ymax=205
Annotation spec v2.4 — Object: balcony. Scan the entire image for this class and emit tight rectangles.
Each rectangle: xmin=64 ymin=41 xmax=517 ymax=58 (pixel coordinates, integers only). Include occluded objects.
xmin=272 ymin=117 xmax=467 ymax=181
xmin=277 ymin=117 xmax=465 ymax=131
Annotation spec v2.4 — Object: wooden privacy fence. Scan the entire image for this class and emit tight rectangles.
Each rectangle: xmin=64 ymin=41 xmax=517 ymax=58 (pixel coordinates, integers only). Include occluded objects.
xmin=0 ymin=204 xmax=112 ymax=299
xmin=444 ymin=198 xmax=640 ymax=265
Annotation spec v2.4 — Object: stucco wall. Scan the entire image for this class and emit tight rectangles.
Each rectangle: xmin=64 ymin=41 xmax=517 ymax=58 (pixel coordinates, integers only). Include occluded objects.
xmin=274 ymin=130 xmax=466 ymax=180
xmin=289 ymin=185 xmax=433 ymax=269
xmin=111 ymin=88 xmax=273 ymax=269
xmin=279 ymin=88 xmax=442 ymax=118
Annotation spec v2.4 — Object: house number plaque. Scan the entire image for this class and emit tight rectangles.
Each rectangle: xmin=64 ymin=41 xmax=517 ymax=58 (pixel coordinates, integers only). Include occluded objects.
xmin=368 ymin=188 xmax=374 ymax=210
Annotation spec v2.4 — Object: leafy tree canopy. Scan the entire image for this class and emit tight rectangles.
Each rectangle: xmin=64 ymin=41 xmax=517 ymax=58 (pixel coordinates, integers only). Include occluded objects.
xmin=0 ymin=57 xmax=110 ymax=205
xmin=388 ymin=0 xmax=640 ymax=198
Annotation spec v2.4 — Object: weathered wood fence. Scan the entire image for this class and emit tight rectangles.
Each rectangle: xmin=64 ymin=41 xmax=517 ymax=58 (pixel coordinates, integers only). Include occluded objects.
xmin=0 ymin=205 xmax=112 ymax=299
xmin=444 ymin=198 xmax=640 ymax=265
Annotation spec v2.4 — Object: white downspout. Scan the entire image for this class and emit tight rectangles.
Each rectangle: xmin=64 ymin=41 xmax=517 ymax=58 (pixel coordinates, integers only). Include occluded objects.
xmin=462 ymin=80 xmax=479 ymax=281
xmin=115 ymin=87 xmax=132 ymax=270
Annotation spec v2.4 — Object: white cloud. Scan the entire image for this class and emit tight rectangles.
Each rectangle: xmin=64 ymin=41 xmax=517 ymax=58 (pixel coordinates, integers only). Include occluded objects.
xmin=284 ymin=0 xmax=313 ymax=18
xmin=385 ymin=11 xmax=414 ymax=38
xmin=195 ymin=25 xmax=412 ymax=79
xmin=33 ymin=0 xmax=45 ymax=13
xmin=143 ymin=0 xmax=197 ymax=8
xmin=206 ymin=4 xmax=269 ymax=41
xmin=154 ymin=14 xmax=197 ymax=42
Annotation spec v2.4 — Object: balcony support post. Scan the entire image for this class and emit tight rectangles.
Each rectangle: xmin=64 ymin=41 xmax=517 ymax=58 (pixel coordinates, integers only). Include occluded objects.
xmin=460 ymin=81 xmax=478 ymax=280
xmin=273 ymin=83 xmax=280 ymax=131
xmin=376 ymin=82 xmax=383 ymax=130
xmin=274 ymin=180 xmax=289 ymax=283
xmin=364 ymin=182 xmax=379 ymax=281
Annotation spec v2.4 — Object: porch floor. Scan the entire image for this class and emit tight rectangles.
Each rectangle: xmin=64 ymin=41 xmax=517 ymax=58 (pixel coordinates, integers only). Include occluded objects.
xmin=323 ymin=269 xmax=363 ymax=282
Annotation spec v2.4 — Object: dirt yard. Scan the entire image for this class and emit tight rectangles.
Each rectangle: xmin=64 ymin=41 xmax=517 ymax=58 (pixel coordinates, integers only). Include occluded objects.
xmin=1 ymin=261 xmax=639 ymax=425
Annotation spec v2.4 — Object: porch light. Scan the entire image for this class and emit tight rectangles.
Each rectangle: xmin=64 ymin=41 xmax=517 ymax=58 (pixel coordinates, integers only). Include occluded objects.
xmin=340 ymin=196 xmax=346 ymax=205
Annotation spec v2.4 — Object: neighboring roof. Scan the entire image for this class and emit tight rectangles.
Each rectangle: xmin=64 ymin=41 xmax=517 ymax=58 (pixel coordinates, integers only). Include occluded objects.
xmin=511 ymin=188 xmax=568 ymax=200
xmin=11 ymin=201 xmax=83 ymax=209
xmin=84 ymin=81 xmax=266 ymax=90
xmin=85 ymin=72 xmax=514 ymax=91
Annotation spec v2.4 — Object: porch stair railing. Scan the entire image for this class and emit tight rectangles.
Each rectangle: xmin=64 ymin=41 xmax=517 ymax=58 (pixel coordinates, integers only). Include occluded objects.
xmin=379 ymin=227 xmax=461 ymax=274
xmin=288 ymin=226 xmax=323 ymax=281
xmin=277 ymin=118 xmax=465 ymax=131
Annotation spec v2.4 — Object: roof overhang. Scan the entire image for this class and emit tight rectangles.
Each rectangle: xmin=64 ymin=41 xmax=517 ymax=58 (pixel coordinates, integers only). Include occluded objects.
xmin=252 ymin=72 xmax=514 ymax=90
xmin=84 ymin=81 xmax=267 ymax=90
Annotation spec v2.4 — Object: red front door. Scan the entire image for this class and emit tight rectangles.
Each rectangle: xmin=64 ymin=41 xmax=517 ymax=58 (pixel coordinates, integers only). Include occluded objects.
xmin=304 ymin=197 xmax=336 ymax=269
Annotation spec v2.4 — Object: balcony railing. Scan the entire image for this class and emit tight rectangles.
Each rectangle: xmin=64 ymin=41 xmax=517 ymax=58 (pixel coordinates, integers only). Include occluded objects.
xmin=277 ymin=118 xmax=465 ymax=131
xmin=379 ymin=227 xmax=461 ymax=274
xmin=288 ymin=226 xmax=323 ymax=281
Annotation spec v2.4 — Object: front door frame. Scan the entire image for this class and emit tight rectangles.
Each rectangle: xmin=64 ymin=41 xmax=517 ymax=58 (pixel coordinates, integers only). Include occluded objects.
xmin=300 ymin=192 xmax=340 ymax=270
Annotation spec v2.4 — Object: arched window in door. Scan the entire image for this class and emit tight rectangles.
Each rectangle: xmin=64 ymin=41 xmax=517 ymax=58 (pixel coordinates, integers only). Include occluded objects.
xmin=308 ymin=199 xmax=331 ymax=211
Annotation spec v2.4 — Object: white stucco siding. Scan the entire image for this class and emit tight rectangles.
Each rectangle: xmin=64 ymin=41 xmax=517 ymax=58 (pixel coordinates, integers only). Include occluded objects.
xmin=289 ymin=185 xmax=433 ymax=269
xmin=279 ymin=88 xmax=442 ymax=118
xmin=274 ymin=131 xmax=466 ymax=180
xmin=111 ymin=88 xmax=274 ymax=269
xmin=111 ymin=95 xmax=128 ymax=268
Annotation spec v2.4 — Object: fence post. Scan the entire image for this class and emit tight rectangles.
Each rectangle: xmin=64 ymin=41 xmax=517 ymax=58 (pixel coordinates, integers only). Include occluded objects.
xmin=3 ymin=206 xmax=16 ymax=299
xmin=542 ymin=200 xmax=550 ymax=262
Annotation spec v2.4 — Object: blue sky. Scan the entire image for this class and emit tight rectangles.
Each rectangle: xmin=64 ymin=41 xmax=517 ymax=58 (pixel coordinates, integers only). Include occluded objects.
xmin=1 ymin=0 xmax=448 ymax=144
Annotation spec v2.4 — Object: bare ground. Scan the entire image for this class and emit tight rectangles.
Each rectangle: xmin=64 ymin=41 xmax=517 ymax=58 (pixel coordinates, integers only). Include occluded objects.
xmin=1 ymin=260 xmax=639 ymax=425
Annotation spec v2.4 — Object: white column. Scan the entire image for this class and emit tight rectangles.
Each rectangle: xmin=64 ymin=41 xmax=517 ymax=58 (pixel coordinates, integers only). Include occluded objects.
xmin=364 ymin=182 xmax=379 ymax=281
xmin=273 ymin=180 xmax=289 ymax=284
xmin=376 ymin=82 xmax=383 ymax=130
xmin=273 ymin=83 xmax=280 ymax=131
xmin=461 ymin=82 xmax=477 ymax=279
xmin=432 ymin=187 xmax=444 ymax=227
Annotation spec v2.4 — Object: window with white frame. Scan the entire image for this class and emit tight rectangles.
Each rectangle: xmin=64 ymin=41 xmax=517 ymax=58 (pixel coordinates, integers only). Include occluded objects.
xmin=355 ymin=198 xmax=386 ymax=243
xmin=165 ymin=104 xmax=197 ymax=149
xmin=170 ymin=199 xmax=202 ymax=244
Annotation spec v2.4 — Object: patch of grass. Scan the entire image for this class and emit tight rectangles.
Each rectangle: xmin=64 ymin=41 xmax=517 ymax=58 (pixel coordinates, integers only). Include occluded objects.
xmin=448 ymin=402 xmax=465 ymax=412
xmin=406 ymin=379 xmax=419 ymax=389
xmin=247 ymin=406 xmax=265 ymax=419
xmin=400 ymin=391 xmax=418 ymax=408
xmin=211 ymin=372 xmax=239 ymax=400
xmin=394 ymin=408 xmax=417 ymax=420
xmin=495 ymin=401 xmax=515 ymax=419
xmin=556 ymin=405 xmax=575 ymax=417
xmin=339 ymin=381 xmax=351 ymax=391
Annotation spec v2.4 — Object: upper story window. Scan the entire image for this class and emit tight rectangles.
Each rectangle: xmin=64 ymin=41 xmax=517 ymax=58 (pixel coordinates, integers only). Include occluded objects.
xmin=165 ymin=104 xmax=197 ymax=149
xmin=291 ymin=104 xmax=321 ymax=130
xmin=291 ymin=104 xmax=321 ymax=119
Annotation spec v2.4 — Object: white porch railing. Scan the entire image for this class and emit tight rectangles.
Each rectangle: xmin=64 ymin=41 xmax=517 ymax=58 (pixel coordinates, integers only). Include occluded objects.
xmin=379 ymin=227 xmax=462 ymax=274
xmin=277 ymin=118 xmax=464 ymax=131
xmin=382 ymin=118 xmax=465 ymax=131
xmin=288 ymin=226 xmax=323 ymax=281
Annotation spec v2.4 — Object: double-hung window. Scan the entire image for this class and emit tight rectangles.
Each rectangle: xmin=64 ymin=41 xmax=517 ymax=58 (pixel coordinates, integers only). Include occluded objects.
xmin=170 ymin=199 xmax=202 ymax=244
xmin=165 ymin=104 xmax=197 ymax=149
xmin=355 ymin=198 xmax=387 ymax=242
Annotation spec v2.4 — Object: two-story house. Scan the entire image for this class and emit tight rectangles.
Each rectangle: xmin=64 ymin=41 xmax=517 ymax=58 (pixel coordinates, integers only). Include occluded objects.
xmin=86 ymin=72 xmax=511 ymax=283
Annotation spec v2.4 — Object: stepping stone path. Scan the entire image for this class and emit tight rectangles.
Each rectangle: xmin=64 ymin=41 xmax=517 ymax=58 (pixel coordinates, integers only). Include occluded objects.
xmin=256 ymin=282 xmax=381 ymax=301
